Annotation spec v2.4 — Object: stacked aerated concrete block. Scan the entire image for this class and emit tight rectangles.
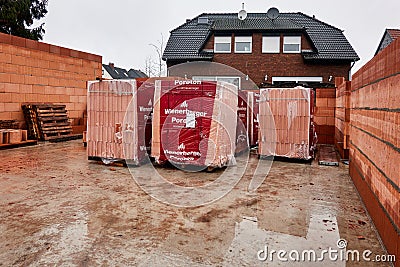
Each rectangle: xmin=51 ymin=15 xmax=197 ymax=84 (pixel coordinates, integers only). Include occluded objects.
xmin=314 ymin=88 xmax=336 ymax=144
xmin=349 ymin=37 xmax=400 ymax=263
xmin=0 ymin=32 xmax=102 ymax=130
xmin=258 ymin=87 xmax=316 ymax=160
xmin=208 ymin=82 xmax=238 ymax=167
xmin=334 ymin=77 xmax=351 ymax=160
xmin=0 ymin=129 xmax=28 ymax=144
xmin=87 ymin=79 xmax=154 ymax=165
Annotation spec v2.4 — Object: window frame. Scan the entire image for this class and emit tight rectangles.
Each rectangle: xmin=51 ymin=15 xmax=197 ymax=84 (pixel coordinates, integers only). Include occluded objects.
xmin=234 ymin=36 xmax=252 ymax=54
xmin=192 ymin=76 xmax=241 ymax=89
xmin=283 ymin=36 xmax=302 ymax=53
xmin=214 ymin=36 xmax=232 ymax=53
xmin=272 ymin=76 xmax=323 ymax=84
xmin=262 ymin=36 xmax=281 ymax=53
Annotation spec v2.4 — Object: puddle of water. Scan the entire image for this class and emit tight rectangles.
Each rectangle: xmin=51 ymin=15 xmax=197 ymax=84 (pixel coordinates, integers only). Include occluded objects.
xmin=223 ymin=208 xmax=345 ymax=267
xmin=138 ymin=250 xmax=211 ymax=267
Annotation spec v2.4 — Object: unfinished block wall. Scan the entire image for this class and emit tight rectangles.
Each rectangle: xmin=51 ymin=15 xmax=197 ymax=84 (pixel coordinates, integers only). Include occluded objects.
xmin=350 ymin=37 xmax=400 ymax=263
xmin=0 ymin=32 xmax=102 ymax=132
xmin=314 ymin=88 xmax=336 ymax=144
xmin=335 ymin=78 xmax=351 ymax=159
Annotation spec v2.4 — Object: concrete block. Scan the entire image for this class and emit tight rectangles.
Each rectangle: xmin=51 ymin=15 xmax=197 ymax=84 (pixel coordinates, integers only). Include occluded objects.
xmin=0 ymin=73 xmax=11 ymax=83
xmin=8 ymin=130 xmax=21 ymax=143
xmin=316 ymin=98 xmax=328 ymax=107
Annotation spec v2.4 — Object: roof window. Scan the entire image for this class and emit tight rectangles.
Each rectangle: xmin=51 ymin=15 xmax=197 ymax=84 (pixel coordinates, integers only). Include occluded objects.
xmin=198 ymin=17 xmax=209 ymax=25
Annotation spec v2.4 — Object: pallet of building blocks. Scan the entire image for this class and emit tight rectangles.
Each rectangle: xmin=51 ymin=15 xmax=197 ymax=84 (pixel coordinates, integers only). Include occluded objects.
xmin=152 ymin=80 xmax=238 ymax=169
xmin=258 ymin=87 xmax=317 ymax=160
xmin=86 ymin=79 xmax=153 ymax=165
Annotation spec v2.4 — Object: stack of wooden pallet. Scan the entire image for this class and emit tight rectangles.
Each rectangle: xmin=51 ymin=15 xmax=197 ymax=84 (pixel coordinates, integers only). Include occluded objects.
xmin=22 ymin=104 xmax=80 ymax=142
xmin=0 ymin=120 xmax=19 ymax=129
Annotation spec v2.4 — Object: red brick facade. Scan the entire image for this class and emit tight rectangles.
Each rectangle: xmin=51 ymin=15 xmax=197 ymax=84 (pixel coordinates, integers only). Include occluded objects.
xmin=168 ymin=33 xmax=352 ymax=86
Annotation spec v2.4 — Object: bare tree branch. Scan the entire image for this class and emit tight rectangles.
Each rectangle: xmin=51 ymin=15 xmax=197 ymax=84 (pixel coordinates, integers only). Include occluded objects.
xmin=148 ymin=33 xmax=166 ymax=77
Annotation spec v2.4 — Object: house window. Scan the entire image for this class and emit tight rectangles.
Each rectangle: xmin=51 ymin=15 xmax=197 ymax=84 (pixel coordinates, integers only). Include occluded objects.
xmin=235 ymin=36 xmax=252 ymax=53
xmin=262 ymin=36 xmax=280 ymax=53
xmin=283 ymin=36 xmax=301 ymax=53
xmin=193 ymin=76 xmax=241 ymax=89
xmin=198 ymin=16 xmax=209 ymax=24
xmin=214 ymin=36 xmax=231 ymax=53
xmin=272 ymin=76 xmax=323 ymax=84
xmin=216 ymin=76 xmax=241 ymax=88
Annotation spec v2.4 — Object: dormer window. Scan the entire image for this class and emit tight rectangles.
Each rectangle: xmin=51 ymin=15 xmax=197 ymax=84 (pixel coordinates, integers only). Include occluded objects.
xmin=214 ymin=36 xmax=232 ymax=53
xmin=198 ymin=17 xmax=209 ymax=25
xmin=235 ymin=36 xmax=252 ymax=53
xmin=283 ymin=36 xmax=301 ymax=53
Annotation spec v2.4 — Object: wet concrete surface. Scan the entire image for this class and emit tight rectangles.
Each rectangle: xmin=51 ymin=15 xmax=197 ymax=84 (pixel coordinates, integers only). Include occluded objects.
xmin=0 ymin=140 xmax=391 ymax=266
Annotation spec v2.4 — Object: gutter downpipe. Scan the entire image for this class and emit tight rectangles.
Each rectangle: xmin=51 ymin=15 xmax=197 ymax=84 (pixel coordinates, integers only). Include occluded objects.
xmin=349 ymin=61 xmax=356 ymax=81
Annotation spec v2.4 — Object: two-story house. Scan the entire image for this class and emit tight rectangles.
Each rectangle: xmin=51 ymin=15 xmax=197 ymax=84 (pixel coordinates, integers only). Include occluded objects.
xmin=375 ymin=28 xmax=400 ymax=55
xmin=162 ymin=9 xmax=359 ymax=89
xmin=102 ymin=63 xmax=147 ymax=80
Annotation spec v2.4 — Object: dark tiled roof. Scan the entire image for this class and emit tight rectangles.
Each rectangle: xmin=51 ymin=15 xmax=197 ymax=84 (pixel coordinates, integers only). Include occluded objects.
xmin=163 ymin=18 xmax=215 ymax=60
xmin=103 ymin=64 xmax=148 ymax=79
xmin=212 ymin=17 xmax=304 ymax=31
xmin=128 ymin=69 xmax=148 ymax=78
xmin=375 ymin=29 xmax=400 ymax=55
xmin=163 ymin=12 xmax=359 ymax=62
xmin=103 ymin=64 xmax=130 ymax=79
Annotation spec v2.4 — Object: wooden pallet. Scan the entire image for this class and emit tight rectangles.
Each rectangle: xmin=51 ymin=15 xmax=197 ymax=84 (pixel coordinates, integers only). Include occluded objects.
xmin=318 ymin=145 xmax=339 ymax=166
xmin=0 ymin=129 xmax=37 ymax=150
xmin=22 ymin=104 xmax=74 ymax=142
xmin=0 ymin=120 xmax=19 ymax=129
xmin=0 ymin=140 xmax=38 ymax=150
xmin=22 ymin=105 xmax=40 ymax=140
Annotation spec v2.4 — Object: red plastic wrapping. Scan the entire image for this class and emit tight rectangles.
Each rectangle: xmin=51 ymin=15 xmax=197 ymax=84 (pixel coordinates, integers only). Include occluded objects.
xmin=151 ymin=80 xmax=238 ymax=168
xmin=246 ymin=91 xmax=260 ymax=147
xmin=235 ymin=90 xmax=249 ymax=154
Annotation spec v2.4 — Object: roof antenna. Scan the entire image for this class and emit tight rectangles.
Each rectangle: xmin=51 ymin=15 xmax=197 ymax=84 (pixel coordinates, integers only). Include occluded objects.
xmin=238 ymin=3 xmax=247 ymax=21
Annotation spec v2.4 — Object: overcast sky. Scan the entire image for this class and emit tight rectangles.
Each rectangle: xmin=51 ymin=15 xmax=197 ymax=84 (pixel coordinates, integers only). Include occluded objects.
xmin=41 ymin=0 xmax=400 ymax=74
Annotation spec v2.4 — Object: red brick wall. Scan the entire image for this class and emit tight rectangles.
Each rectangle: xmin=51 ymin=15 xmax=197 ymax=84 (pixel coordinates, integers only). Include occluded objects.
xmin=335 ymin=77 xmax=351 ymax=159
xmin=0 ymin=33 xmax=102 ymax=128
xmin=350 ymin=37 xmax=400 ymax=265
xmin=201 ymin=33 xmax=351 ymax=85
xmin=314 ymin=88 xmax=335 ymax=144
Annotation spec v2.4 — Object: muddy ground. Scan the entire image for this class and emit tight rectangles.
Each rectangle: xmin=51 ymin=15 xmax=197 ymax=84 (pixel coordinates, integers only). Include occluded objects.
xmin=0 ymin=140 xmax=392 ymax=266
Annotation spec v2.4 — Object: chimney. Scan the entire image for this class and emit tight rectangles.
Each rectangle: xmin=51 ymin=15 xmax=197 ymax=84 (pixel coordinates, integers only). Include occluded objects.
xmin=109 ymin=62 xmax=115 ymax=69
xmin=186 ymin=19 xmax=191 ymax=23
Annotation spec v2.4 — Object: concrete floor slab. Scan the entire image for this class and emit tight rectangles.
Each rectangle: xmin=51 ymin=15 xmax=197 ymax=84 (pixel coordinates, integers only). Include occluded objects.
xmin=0 ymin=140 xmax=392 ymax=266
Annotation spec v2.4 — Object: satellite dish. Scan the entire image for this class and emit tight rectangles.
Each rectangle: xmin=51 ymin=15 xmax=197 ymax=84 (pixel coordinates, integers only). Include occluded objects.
xmin=238 ymin=3 xmax=247 ymax=21
xmin=267 ymin=7 xmax=280 ymax=20
xmin=238 ymin=9 xmax=247 ymax=20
